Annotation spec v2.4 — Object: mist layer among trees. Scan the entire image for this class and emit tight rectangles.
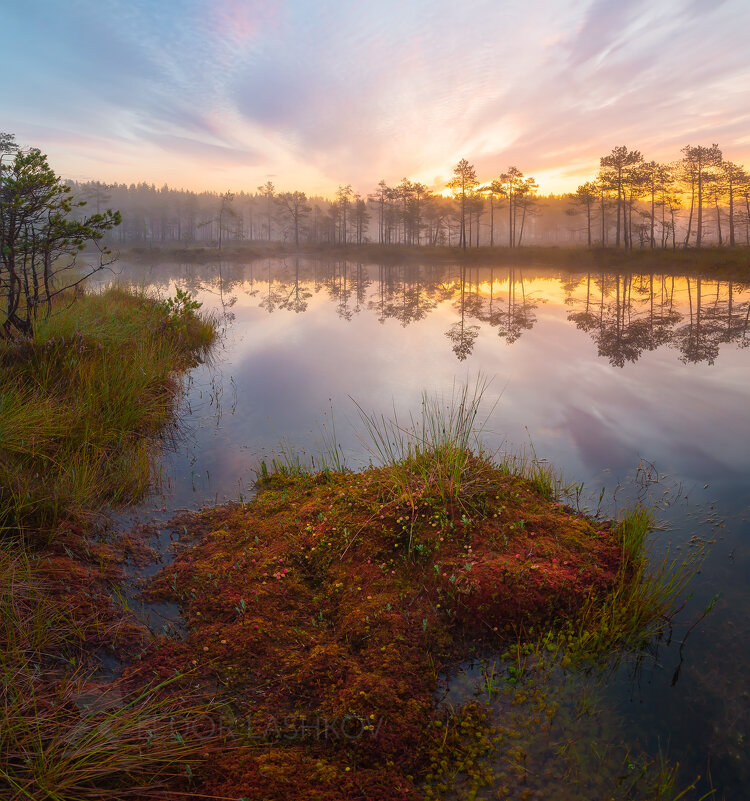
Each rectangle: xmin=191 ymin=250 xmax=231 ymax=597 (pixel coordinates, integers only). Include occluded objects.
xmin=63 ymin=143 xmax=750 ymax=251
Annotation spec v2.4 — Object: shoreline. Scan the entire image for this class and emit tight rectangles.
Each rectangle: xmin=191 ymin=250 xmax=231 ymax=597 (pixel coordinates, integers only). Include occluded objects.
xmin=116 ymin=241 xmax=750 ymax=274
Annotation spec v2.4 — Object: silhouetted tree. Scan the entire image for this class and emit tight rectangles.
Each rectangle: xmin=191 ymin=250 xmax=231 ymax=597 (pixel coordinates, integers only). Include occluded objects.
xmin=481 ymin=178 xmax=505 ymax=246
xmin=569 ymin=182 xmax=598 ymax=246
xmin=335 ymin=185 xmax=354 ymax=246
xmin=515 ymin=177 xmax=539 ymax=246
xmin=721 ymin=161 xmax=747 ymax=247
xmin=257 ymin=181 xmax=275 ymax=241
xmin=0 ymin=139 xmax=120 ymax=337
xmin=448 ymin=159 xmax=478 ymax=251
xmin=680 ymin=144 xmax=722 ymax=248
xmin=598 ymin=146 xmax=643 ymax=248
xmin=353 ymin=195 xmax=370 ymax=245
xmin=276 ymin=190 xmax=311 ymax=248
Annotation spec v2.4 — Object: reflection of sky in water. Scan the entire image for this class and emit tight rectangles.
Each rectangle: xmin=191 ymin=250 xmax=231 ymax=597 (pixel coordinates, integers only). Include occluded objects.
xmin=101 ymin=258 xmax=750 ymax=797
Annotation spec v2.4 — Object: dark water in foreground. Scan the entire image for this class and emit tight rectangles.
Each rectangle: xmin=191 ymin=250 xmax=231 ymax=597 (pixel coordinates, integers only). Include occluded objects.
xmin=102 ymin=258 xmax=749 ymax=798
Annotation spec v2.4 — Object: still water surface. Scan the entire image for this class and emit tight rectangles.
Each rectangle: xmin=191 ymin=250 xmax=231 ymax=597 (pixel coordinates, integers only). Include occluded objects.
xmin=107 ymin=257 xmax=750 ymax=798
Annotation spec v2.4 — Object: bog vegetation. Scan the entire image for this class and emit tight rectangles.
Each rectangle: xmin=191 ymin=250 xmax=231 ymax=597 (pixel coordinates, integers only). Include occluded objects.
xmin=136 ymin=385 xmax=702 ymax=800
xmin=0 ymin=283 xmax=219 ymax=800
xmin=0 ymin=136 xmax=219 ymax=798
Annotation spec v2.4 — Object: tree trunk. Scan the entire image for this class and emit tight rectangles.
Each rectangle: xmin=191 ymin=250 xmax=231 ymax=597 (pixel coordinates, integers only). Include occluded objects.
xmin=696 ymin=169 xmax=703 ymax=248
xmin=518 ymin=203 xmax=528 ymax=246
xmin=650 ymin=183 xmax=655 ymax=248
xmin=684 ymin=178 xmax=695 ymax=247
xmin=615 ymin=168 xmax=622 ymax=248
xmin=715 ymin=199 xmax=722 ymax=246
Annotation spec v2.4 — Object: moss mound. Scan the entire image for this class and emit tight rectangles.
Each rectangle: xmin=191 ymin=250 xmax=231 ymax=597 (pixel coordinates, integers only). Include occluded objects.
xmin=140 ymin=459 xmax=624 ymax=799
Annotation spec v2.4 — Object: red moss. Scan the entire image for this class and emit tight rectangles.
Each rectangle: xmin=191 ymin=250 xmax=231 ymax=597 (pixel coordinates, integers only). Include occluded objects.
xmin=135 ymin=464 xmax=624 ymax=799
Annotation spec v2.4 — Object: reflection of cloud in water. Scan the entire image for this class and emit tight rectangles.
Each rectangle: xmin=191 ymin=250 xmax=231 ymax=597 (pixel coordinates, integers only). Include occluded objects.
xmin=564 ymin=406 xmax=639 ymax=477
xmin=668 ymin=441 xmax=737 ymax=484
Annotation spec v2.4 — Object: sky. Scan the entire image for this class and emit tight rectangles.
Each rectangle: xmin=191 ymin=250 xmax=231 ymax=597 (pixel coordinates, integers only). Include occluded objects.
xmin=3 ymin=0 xmax=750 ymax=196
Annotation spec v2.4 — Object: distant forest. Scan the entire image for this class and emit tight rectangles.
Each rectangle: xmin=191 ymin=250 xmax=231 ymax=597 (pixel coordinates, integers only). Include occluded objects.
xmin=67 ymin=144 xmax=750 ymax=250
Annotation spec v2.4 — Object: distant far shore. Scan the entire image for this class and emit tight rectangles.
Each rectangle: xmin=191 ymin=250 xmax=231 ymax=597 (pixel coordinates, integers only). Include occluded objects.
xmin=115 ymin=241 xmax=750 ymax=274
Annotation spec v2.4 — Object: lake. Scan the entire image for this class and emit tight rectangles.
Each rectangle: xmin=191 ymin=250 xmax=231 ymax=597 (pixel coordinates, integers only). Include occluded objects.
xmin=106 ymin=256 xmax=750 ymax=798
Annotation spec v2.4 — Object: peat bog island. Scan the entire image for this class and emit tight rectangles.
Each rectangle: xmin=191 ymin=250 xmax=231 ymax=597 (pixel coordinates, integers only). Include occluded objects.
xmin=2 ymin=3 xmax=750 ymax=799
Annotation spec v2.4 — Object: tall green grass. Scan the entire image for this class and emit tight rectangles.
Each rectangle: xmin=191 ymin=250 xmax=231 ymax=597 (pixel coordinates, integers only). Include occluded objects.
xmin=496 ymin=444 xmax=565 ymax=501
xmin=353 ymin=376 xmax=498 ymax=509
xmin=0 ymin=285 xmax=216 ymax=534
xmin=562 ymin=505 xmax=702 ymax=660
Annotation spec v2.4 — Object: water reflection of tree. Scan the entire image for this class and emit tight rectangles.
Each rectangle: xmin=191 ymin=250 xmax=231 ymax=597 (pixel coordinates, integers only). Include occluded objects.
xmin=259 ymin=259 xmax=287 ymax=314
xmin=443 ymin=265 xmax=542 ymax=359
xmin=278 ymin=258 xmax=312 ymax=314
xmin=445 ymin=264 xmax=480 ymax=360
xmin=567 ymin=272 xmax=750 ymax=366
xmin=566 ymin=272 xmax=678 ymax=366
xmin=231 ymin=258 xmax=750 ymax=367
xmin=323 ymin=260 xmax=371 ymax=321
xmin=368 ymin=264 xmax=444 ymax=327
xmin=674 ymin=278 xmax=750 ymax=364
xmin=720 ymin=282 xmax=750 ymax=349
xmin=482 ymin=266 xmax=542 ymax=344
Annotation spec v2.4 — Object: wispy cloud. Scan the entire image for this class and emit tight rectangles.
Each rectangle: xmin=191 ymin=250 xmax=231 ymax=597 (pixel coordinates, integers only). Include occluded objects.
xmin=3 ymin=0 xmax=750 ymax=194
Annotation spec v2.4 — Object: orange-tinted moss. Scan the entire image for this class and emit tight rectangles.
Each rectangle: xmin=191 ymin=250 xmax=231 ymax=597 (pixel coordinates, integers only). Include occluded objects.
xmin=28 ymin=522 xmax=148 ymax=657
xmin=136 ymin=462 xmax=624 ymax=799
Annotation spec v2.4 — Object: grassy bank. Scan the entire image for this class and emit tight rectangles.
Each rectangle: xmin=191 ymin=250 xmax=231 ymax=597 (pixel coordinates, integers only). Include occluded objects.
xmin=121 ymin=240 xmax=750 ymax=274
xmin=0 ymin=285 xmax=221 ymax=800
xmin=136 ymin=390 xmax=699 ymax=801
xmin=0 ymin=285 xmax=215 ymax=534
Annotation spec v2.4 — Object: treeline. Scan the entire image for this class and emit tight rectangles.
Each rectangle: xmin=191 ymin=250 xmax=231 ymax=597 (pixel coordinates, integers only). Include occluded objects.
xmin=66 ymin=143 xmax=750 ymax=250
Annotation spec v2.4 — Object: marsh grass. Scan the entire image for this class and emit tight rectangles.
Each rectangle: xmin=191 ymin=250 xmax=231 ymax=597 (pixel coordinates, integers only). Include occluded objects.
xmin=0 ymin=285 xmax=216 ymax=534
xmin=0 ymin=542 xmax=78 ymax=661
xmin=0 ymin=285 xmax=222 ymax=798
xmin=258 ymin=437 xmax=308 ymax=478
xmin=353 ymin=377 xmax=498 ymax=513
xmin=0 ymin=474 xmax=221 ymax=801
xmin=496 ymin=444 xmax=565 ymax=502
xmin=259 ymin=381 xmax=699 ymax=666
xmin=0 ymin=665 xmax=221 ymax=801
xmin=560 ymin=505 xmax=701 ymax=661
xmin=258 ymin=403 xmax=348 ymax=481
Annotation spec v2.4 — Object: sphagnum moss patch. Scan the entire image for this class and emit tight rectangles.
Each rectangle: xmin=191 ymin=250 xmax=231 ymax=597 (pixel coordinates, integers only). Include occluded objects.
xmin=138 ymin=457 xmax=656 ymax=800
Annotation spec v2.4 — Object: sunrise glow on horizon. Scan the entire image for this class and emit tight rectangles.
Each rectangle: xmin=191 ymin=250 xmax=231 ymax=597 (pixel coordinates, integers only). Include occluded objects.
xmin=3 ymin=0 xmax=750 ymax=197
